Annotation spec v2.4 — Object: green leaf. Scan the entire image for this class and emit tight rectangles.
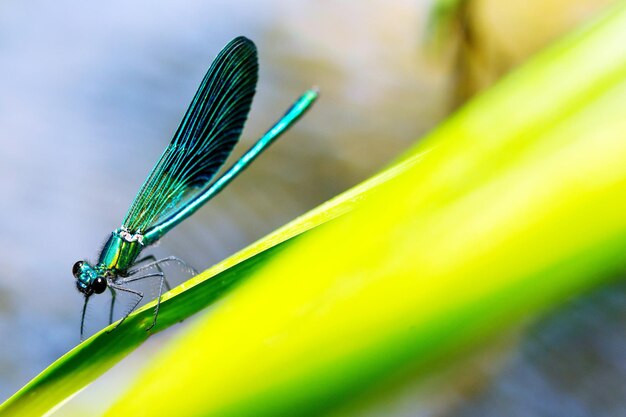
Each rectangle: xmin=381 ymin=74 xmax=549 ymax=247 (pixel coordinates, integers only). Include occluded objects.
xmin=103 ymin=4 xmax=626 ymax=417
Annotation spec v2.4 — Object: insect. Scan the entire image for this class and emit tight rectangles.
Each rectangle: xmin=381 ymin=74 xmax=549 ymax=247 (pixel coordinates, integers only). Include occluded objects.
xmin=73 ymin=36 xmax=317 ymax=341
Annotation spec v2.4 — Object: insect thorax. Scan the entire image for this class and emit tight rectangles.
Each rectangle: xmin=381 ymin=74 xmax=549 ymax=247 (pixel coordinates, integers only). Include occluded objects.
xmin=98 ymin=228 xmax=144 ymax=273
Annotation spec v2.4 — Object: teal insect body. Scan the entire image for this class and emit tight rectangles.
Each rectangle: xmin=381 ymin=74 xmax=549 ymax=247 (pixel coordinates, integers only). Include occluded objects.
xmin=99 ymin=230 xmax=143 ymax=271
xmin=72 ymin=36 xmax=317 ymax=340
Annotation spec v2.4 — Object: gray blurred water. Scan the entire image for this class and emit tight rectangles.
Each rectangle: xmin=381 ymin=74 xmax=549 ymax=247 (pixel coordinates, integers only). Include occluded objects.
xmin=0 ymin=1 xmax=623 ymax=415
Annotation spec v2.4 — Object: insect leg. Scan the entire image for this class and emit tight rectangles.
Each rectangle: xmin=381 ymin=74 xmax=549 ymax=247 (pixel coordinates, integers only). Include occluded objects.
xmin=107 ymin=286 xmax=117 ymax=325
xmin=129 ymin=256 xmax=197 ymax=278
xmin=119 ymin=271 xmax=164 ymax=285
xmin=80 ymin=295 xmax=90 ymax=342
xmin=118 ymin=272 xmax=166 ymax=331
xmin=132 ymin=255 xmax=171 ymax=290
xmin=107 ymin=283 xmax=144 ymax=331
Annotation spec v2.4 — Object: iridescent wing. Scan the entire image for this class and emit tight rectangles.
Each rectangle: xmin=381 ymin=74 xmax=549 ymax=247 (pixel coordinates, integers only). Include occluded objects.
xmin=122 ymin=36 xmax=258 ymax=234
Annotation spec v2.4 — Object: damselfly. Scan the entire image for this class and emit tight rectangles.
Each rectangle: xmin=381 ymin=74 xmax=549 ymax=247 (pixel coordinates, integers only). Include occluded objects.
xmin=73 ymin=36 xmax=317 ymax=340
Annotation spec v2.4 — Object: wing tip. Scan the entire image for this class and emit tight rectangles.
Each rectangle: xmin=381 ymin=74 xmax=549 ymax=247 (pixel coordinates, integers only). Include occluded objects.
xmin=227 ymin=36 xmax=257 ymax=55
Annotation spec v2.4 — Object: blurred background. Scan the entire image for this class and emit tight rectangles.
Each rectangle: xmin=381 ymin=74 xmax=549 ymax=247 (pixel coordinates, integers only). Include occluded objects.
xmin=0 ymin=0 xmax=623 ymax=415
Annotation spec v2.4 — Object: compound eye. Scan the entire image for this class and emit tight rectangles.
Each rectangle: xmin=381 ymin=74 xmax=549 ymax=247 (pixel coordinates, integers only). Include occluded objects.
xmin=72 ymin=261 xmax=84 ymax=278
xmin=92 ymin=277 xmax=107 ymax=294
